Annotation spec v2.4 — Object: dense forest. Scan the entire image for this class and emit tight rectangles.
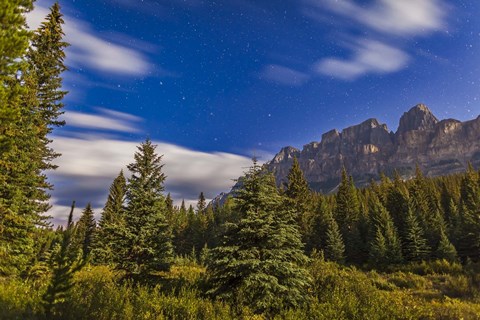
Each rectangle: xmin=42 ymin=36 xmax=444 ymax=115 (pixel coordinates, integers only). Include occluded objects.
xmin=1 ymin=2 xmax=480 ymax=319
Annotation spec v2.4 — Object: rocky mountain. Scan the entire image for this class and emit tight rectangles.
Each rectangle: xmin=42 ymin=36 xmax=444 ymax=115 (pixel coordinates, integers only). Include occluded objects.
xmin=265 ymin=104 xmax=480 ymax=193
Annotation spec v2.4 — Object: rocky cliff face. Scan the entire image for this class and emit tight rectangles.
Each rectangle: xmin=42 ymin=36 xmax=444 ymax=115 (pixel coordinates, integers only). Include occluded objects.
xmin=266 ymin=104 xmax=480 ymax=193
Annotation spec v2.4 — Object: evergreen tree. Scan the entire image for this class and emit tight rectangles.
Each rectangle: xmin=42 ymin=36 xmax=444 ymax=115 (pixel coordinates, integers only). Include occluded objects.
xmin=117 ymin=139 xmax=173 ymax=276
xmin=386 ymin=171 xmax=409 ymax=237
xmin=285 ymin=157 xmax=313 ymax=245
xmin=0 ymin=0 xmax=32 ymax=152
xmin=403 ymin=207 xmax=430 ymax=262
xmin=435 ymin=228 xmax=457 ymax=262
xmin=409 ymin=166 xmax=445 ymax=248
xmin=324 ymin=217 xmax=345 ymax=263
xmin=165 ymin=192 xmax=174 ymax=222
xmin=335 ymin=168 xmax=362 ymax=263
xmin=457 ymin=165 xmax=480 ymax=261
xmin=369 ymin=229 xmax=387 ymax=266
xmin=368 ymin=192 xmax=403 ymax=266
xmin=0 ymin=0 xmax=51 ymax=276
xmin=27 ymin=2 xmax=68 ymax=131
xmin=207 ymin=160 xmax=310 ymax=316
xmin=307 ymin=196 xmax=331 ymax=252
xmin=74 ymin=203 xmax=96 ymax=260
xmin=197 ymin=192 xmax=206 ymax=214
xmin=94 ymin=171 xmax=126 ymax=264
xmin=42 ymin=202 xmax=83 ymax=318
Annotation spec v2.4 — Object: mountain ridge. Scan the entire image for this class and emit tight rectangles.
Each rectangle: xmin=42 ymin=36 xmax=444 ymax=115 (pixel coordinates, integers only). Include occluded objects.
xmin=265 ymin=104 xmax=480 ymax=193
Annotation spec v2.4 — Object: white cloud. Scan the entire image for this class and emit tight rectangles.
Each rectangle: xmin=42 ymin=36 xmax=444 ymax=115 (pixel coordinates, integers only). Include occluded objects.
xmin=259 ymin=64 xmax=310 ymax=86
xmin=305 ymin=0 xmax=447 ymax=36
xmin=62 ymin=108 xmax=142 ymax=132
xmin=48 ymin=136 xmax=255 ymax=224
xmin=314 ymin=39 xmax=409 ymax=80
xmin=27 ymin=3 xmax=153 ymax=76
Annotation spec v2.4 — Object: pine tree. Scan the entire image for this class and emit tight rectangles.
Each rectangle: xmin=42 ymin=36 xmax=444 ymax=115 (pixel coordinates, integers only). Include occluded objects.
xmin=0 ymin=0 xmax=32 ymax=152
xmin=207 ymin=160 xmax=310 ymax=316
xmin=307 ymin=196 xmax=331 ymax=252
xmin=285 ymin=156 xmax=313 ymax=245
xmin=165 ymin=192 xmax=174 ymax=222
xmin=368 ymin=192 xmax=403 ymax=266
xmin=335 ymin=168 xmax=362 ymax=263
xmin=27 ymin=2 xmax=68 ymax=131
xmin=118 ymin=139 xmax=173 ymax=276
xmin=386 ymin=171 xmax=409 ymax=237
xmin=197 ymin=192 xmax=206 ymax=214
xmin=324 ymin=217 xmax=345 ymax=263
xmin=94 ymin=171 xmax=126 ymax=264
xmin=0 ymin=0 xmax=42 ymax=276
xmin=457 ymin=165 xmax=480 ymax=261
xmin=100 ymin=170 xmax=126 ymax=225
xmin=403 ymin=207 xmax=430 ymax=262
xmin=369 ymin=229 xmax=387 ymax=266
xmin=435 ymin=228 xmax=457 ymax=262
xmin=42 ymin=202 xmax=84 ymax=318
xmin=74 ymin=203 xmax=96 ymax=260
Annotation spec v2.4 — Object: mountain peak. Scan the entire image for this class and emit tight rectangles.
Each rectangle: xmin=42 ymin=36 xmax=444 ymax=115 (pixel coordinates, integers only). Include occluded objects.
xmin=271 ymin=146 xmax=299 ymax=164
xmin=397 ymin=104 xmax=438 ymax=134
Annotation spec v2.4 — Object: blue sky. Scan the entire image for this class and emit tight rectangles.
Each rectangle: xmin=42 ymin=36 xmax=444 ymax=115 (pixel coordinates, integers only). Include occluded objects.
xmin=27 ymin=0 xmax=480 ymax=223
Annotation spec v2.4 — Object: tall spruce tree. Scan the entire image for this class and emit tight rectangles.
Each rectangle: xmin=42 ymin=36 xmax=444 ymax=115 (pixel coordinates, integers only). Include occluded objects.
xmin=335 ymin=168 xmax=362 ymax=263
xmin=118 ymin=139 xmax=173 ymax=276
xmin=324 ymin=217 xmax=345 ymax=263
xmin=0 ymin=0 xmax=46 ymax=276
xmin=403 ymin=206 xmax=430 ymax=262
xmin=94 ymin=171 xmax=126 ymax=264
xmin=457 ymin=165 xmax=480 ymax=261
xmin=435 ymin=227 xmax=458 ymax=262
xmin=368 ymin=192 xmax=403 ymax=266
xmin=74 ymin=203 xmax=96 ymax=261
xmin=285 ymin=157 xmax=313 ymax=244
xmin=42 ymin=202 xmax=84 ymax=318
xmin=207 ymin=160 xmax=310 ymax=316
xmin=0 ymin=0 xmax=32 ymax=152
xmin=197 ymin=192 xmax=206 ymax=214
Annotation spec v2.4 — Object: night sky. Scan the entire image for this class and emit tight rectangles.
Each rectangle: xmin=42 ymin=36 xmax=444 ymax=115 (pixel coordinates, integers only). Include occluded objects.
xmin=27 ymin=0 xmax=480 ymax=223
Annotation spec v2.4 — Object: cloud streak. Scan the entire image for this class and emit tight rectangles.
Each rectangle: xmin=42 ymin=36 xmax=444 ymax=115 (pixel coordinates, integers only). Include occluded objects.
xmin=259 ymin=64 xmax=310 ymax=86
xmin=305 ymin=0 xmax=447 ymax=36
xmin=301 ymin=0 xmax=447 ymax=81
xmin=27 ymin=3 xmax=155 ymax=76
xmin=314 ymin=39 xmax=410 ymax=80
xmin=62 ymin=108 xmax=143 ymax=133
xmin=48 ymin=135 xmax=254 ymax=224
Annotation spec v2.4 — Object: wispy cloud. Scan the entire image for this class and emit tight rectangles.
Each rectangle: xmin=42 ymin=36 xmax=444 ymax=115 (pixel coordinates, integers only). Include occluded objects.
xmin=48 ymin=135 xmax=255 ymax=224
xmin=301 ymin=0 xmax=448 ymax=81
xmin=27 ymin=3 xmax=156 ymax=76
xmin=314 ymin=39 xmax=410 ymax=80
xmin=304 ymin=0 xmax=447 ymax=36
xmin=259 ymin=64 xmax=310 ymax=86
xmin=62 ymin=108 xmax=143 ymax=133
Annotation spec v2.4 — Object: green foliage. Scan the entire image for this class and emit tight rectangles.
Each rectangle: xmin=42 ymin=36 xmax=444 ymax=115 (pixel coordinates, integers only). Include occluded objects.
xmin=94 ymin=170 xmax=126 ymax=264
xmin=436 ymin=228 xmax=458 ymax=262
xmin=207 ymin=160 xmax=311 ymax=316
xmin=74 ymin=203 xmax=96 ymax=260
xmin=42 ymin=202 xmax=84 ymax=318
xmin=368 ymin=192 xmax=403 ymax=266
xmin=324 ymin=216 xmax=345 ymax=263
xmin=335 ymin=169 xmax=362 ymax=263
xmin=403 ymin=206 xmax=430 ymax=261
xmin=116 ymin=139 xmax=173 ymax=277
xmin=457 ymin=165 xmax=480 ymax=261
xmin=196 ymin=192 xmax=206 ymax=214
